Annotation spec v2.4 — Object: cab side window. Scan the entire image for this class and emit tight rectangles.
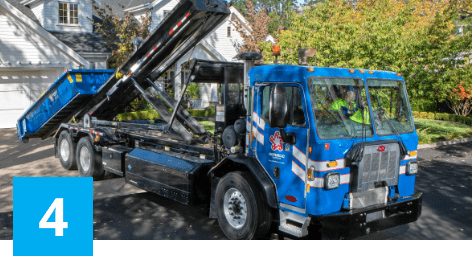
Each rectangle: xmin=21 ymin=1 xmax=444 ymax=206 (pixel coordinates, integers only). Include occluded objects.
xmin=261 ymin=85 xmax=305 ymax=126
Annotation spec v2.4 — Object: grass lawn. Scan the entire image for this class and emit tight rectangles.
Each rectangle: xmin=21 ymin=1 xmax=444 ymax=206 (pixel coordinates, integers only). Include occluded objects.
xmin=198 ymin=121 xmax=215 ymax=133
xmin=415 ymin=118 xmax=472 ymax=145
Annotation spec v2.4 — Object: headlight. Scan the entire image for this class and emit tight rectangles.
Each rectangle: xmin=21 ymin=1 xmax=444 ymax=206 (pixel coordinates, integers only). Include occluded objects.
xmin=324 ymin=172 xmax=340 ymax=190
xmin=407 ymin=161 xmax=418 ymax=175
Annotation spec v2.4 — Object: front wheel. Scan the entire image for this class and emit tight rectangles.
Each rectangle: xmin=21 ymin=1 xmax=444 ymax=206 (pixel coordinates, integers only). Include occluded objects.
xmin=215 ymin=171 xmax=272 ymax=240
xmin=76 ymin=137 xmax=104 ymax=180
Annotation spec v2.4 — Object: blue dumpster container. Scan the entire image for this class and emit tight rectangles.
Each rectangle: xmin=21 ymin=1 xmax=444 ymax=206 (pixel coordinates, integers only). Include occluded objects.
xmin=16 ymin=69 xmax=115 ymax=142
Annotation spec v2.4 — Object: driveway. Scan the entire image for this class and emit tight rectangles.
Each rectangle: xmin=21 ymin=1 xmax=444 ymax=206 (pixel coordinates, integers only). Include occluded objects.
xmin=0 ymin=128 xmax=144 ymax=216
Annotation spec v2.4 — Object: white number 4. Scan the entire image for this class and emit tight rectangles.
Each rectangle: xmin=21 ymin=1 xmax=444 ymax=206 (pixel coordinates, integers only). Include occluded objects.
xmin=39 ymin=198 xmax=68 ymax=236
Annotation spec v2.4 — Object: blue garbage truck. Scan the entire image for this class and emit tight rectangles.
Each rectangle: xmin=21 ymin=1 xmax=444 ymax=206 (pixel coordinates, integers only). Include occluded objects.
xmin=16 ymin=0 xmax=422 ymax=240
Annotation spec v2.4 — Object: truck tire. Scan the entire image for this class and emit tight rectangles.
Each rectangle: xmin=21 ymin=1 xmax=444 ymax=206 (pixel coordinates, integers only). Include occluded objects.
xmin=76 ymin=137 xmax=104 ymax=180
xmin=215 ymin=171 xmax=272 ymax=240
xmin=58 ymin=131 xmax=77 ymax=170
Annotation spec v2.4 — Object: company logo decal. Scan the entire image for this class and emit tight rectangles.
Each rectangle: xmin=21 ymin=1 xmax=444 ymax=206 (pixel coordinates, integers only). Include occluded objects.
xmin=270 ymin=131 xmax=283 ymax=151
xmin=377 ymin=145 xmax=386 ymax=152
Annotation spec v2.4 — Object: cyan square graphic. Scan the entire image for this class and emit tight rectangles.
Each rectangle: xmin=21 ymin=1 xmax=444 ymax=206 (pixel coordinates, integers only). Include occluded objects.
xmin=14 ymin=177 xmax=93 ymax=256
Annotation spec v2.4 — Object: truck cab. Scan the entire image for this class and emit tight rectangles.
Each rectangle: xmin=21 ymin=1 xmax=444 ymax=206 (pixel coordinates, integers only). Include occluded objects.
xmin=236 ymin=64 xmax=422 ymax=239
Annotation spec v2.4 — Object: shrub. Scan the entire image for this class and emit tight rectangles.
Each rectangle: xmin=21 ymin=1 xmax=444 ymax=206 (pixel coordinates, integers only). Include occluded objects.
xmin=204 ymin=106 xmax=216 ymax=117
xmin=129 ymin=112 xmax=139 ymax=120
xmin=427 ymin=112 xmax=435 ymax=119
xmin=419 ymin=112 xmax=428 ymax=118
xmin=412 ymin=111 xmax=420 ymax=118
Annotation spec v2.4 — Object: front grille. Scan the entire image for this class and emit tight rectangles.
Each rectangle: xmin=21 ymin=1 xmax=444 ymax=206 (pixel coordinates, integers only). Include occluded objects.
xmin=353 ymin=143 xmax=400 ymax=192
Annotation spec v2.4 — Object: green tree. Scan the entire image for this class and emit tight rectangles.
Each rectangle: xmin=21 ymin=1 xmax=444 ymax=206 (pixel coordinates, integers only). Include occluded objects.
xmin=92 ymin=5 xmax=152 ymax=69
xmin=92 ymin=5 xmax=153 ymax=113
xmin=262 ymin=0 xmax=472 ymax=112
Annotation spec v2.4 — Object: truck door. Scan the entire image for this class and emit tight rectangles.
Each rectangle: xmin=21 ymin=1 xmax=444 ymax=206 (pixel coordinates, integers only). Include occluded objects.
xmin=254 ymin=84 xmax=309 ymax=211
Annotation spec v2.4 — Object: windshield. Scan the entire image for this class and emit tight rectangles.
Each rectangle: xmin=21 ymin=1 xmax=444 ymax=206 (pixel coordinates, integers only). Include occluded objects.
xmin=309 ymin=78 xmax=373 ymax=139
xmin=367 ymin=79 xmax=414 ymax=136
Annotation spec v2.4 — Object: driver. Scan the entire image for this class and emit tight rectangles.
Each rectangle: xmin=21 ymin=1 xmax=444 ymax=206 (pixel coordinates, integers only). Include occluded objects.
xmin=331 ymin=86 xmax=370 ymax=125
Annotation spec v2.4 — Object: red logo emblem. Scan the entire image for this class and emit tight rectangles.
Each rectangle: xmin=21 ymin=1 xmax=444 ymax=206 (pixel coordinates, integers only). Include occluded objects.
xmin=377 ymin=145 xmax=386 ymax=152
xmin=270 ymin=131 xmax=283 ymax=151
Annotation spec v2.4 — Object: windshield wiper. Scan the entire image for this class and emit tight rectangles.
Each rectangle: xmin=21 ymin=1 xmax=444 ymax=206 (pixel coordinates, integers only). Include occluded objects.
xmin=374 ymin=90 xmax=408 ymax=156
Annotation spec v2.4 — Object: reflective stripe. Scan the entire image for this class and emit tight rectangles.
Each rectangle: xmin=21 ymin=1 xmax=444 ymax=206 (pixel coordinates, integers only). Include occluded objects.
xmin=399 ymin=165 xmax=406 ymax=175
xmin=340 ymin=174 xmax=350 ymax=184
xmin=293 ymin=145 xmax=346 ymax=171
xmin=292 ymin=157 xmax=350 ymax=188
xmin=291 ymin=161 xmax=306 ymax=182
xmin=256 ymin=129 xmax=264 ymax=145
xmin=252 ymin=111 xmax=265 ymax=131
xmin=308 ymin=158 xmax=346 ymax=172
xmin=293 ymin=145 xmax=307 ymax=167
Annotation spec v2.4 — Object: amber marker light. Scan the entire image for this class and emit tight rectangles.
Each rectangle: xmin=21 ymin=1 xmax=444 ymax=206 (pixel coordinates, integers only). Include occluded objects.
xmin=308 ymin=167 xmax=315 ymax=180
xmin=359 ymin=70 xmax=365 ymax=74
xmin=409 ymin=151 xmax=417 ymax=157
xmin=306 ymin=184 xmax=310 ymax=193
xmin=368 ymin=70 xmax=374 ymax=74
xmin=307 ymin=68 xmax=314 ymax=72
xmin=349 ymin=70 xmax=355 ymax=73
xmin=397 ymin=73 xmax=402 ymax=76
xmin=309 ymin=146 xmax=313 ymax=154
xmin=327 ymin=161 xmax=338 ymax=168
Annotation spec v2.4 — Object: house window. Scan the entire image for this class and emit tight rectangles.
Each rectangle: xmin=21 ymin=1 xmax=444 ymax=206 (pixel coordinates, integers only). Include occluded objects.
xmin=59 ymin=2 xmax=78 ymax=25
xmin=227 ymin=26 xmax=231 ymax=37
xmin=163 ymin=10 xmax=170 ymax=18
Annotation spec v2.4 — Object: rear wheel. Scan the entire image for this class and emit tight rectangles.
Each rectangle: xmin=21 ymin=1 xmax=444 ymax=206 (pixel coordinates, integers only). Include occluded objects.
xmin=76 ymin=137 xmax=104 ymax=180
xmin=215 ymin=171 xmax=272 ymax=240
xmin=58 ymin=131 xmax=77 ymax=170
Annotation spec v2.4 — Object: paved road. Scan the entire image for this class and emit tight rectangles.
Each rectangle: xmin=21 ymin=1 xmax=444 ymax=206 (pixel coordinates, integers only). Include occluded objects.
xmin=91 ymin=142 xmax=472 ymax=240
xmin=1 ymin=125 xmax=471 ymax=239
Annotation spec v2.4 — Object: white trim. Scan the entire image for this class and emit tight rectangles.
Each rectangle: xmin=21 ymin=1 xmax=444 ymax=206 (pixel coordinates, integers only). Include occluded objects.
xmin=123 ymin=3 xmax=151 ymax=13
xmin=0 ymin=0 xmax=90 ymax=68
xmin=20 ymin=0 xmax=40 ymax=5
xmin=229 ymin=6 xmax=251 ymax=32
xmin=22 ymin=0 xmax=101 ymax=5
xmin=199 ymin=40 xmax=227 ymax=61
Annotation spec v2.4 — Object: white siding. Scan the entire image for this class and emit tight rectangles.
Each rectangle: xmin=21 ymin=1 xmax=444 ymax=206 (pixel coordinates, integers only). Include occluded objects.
xmin=203 ymin=13 xmax=245 ymax=61
xmin=0 ymin=6 xmax=80 ymax=69
xmin=30 ymin=0 xmax=93 ymax=33
xmin=150 ymin=0 xmax=178 ymax=31
xmin=30 ymin=1 xmax=44 ymax=24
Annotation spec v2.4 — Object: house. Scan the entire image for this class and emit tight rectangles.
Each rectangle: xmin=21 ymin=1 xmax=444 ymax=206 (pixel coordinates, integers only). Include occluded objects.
xmin=121 ymin=0 xmax=248 ymax=108
xmin=0 ymin=0 xmax=249 ymax=128
xmin=0 ymin=0 xmax=109 ymax=128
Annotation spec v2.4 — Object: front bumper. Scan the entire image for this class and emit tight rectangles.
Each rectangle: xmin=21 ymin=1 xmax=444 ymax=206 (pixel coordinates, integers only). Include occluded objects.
xmin=316 ymin=192 xmax=423 ymax=240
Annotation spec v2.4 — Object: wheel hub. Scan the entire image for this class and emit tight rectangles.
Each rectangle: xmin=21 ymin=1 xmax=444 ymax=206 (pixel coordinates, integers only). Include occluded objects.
xmin=79 ymin=146 xmax=91 ymax=172
xmin=223 ymin=188 xmax=247 ymax=229
xmin=60 ymin=139 xmax=70 ymax=162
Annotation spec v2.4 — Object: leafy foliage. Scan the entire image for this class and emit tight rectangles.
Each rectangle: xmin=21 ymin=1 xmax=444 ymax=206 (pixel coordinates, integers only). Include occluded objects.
xmin=93 ymin=4 xmax=153 ymax=113
xmin=92 ymin=5 xmax=152 ymax=69
xmin=440 ymin=67 xmax=472 ymax=116
xmin=232 ymin=1 xmax=272 ymax=54
xmin=260 ymin=0 xmax=472 ymax=113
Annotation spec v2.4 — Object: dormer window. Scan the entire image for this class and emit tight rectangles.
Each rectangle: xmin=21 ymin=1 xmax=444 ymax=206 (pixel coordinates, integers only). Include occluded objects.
xmin=59 ymin=2 xmax=79 ymax=25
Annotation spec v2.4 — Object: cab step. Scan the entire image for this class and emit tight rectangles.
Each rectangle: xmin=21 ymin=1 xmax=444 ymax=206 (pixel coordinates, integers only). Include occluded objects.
xmin=278 ymin=210 xmax=311 ymax=238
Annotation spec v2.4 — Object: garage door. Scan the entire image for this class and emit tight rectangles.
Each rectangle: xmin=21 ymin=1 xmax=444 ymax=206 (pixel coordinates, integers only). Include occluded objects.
xmin=0 ymin=70 xmax=61 ymax=129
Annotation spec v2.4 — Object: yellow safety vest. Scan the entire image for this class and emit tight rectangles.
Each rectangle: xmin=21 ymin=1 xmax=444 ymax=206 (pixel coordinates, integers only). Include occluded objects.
xmin=331 ymin=99 xmax=370 ymax=124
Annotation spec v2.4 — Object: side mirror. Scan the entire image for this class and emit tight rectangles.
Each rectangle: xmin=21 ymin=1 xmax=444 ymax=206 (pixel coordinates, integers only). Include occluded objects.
xmin=269 ymin=84 xmax=296 ymax=144
xmin=269 ymin=84 xmax=288 ymax=128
